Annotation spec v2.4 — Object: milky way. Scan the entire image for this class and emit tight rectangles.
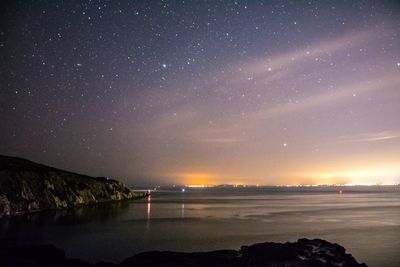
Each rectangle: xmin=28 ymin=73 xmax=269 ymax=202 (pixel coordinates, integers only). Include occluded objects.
xmin=1 ymin=1 xmax=400 ymax=185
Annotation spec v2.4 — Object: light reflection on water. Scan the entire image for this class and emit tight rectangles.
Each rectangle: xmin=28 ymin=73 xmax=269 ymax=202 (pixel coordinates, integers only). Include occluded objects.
xmin=1 ymin=186 xmax=399 ymax=267
xmin=146 ymin=195 xmax=151 ymax=230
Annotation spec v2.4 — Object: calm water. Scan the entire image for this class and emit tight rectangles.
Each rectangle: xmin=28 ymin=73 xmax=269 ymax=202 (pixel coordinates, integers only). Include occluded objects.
xmin=1 ymin=186 xmax=400 ymax=267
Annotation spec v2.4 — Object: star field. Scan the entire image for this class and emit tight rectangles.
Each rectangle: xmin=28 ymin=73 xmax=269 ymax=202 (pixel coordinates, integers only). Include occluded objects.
xmin=1 ymin=1 xmax=400 ymax=185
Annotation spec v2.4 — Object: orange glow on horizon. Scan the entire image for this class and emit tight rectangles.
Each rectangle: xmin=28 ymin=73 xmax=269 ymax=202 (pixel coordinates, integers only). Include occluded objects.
xmin=176 ymin=172 xmax=216 ymax=186
xmin=291 ymin=163 xmax=400 ymax=185
xmin=168 ymin=157 xmax=400 ymax=186
xmin=169 ymin=165 xmax=400 ymax=186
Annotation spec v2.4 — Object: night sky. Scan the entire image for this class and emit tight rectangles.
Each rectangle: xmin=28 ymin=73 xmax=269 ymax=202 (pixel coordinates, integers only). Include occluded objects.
xmin=1 ymin=1 xmax=400 ymax=186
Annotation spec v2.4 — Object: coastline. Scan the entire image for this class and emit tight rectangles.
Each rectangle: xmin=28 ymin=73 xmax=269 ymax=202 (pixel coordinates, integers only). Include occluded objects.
xmin=0 ymin=239 xmax=367 ymax=267
xmin=0 ymin=191 xmax=150 ymax=219
xmin=0 ymin=155 xmax=149 ymax=218
xmin=1 ymin=185 xmax=398 ymax=266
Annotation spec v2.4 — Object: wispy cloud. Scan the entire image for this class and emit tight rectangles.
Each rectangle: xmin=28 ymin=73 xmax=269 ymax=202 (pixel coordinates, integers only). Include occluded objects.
xmin=246 ymin=31 xmax=373 ymax=71
xmin=219 ymin=30 xmax=377 ymax=87
xmin=119 ymin=27 xmax=400 ymax=185
xmin=338 ymin=130 xmax=400 ymax=143
xmin=251 ymin=74 xmax=400 ymax=121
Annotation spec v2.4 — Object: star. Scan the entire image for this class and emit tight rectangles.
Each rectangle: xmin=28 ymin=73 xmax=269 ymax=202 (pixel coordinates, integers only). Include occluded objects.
xmin=0 ymin=0 xmax=398 ymax=187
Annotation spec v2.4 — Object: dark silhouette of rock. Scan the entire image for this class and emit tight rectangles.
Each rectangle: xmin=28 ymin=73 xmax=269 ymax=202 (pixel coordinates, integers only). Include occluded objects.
xmin=121 ymin=250 xmax=240 ymax=267
xmin=0 ymin=155 xmax=146 ymax=217
xmin=0 ymin=244 xmax=90 ymax=267
xmin=0 ymin=239 xmax=367 ymax=267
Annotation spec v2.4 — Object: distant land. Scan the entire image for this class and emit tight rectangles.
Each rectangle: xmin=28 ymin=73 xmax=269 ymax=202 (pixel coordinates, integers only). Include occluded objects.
xmin=143 ymin=183 xmax=400 ymax=193
xmin=0 ymin=155 xmax=147 ymax=217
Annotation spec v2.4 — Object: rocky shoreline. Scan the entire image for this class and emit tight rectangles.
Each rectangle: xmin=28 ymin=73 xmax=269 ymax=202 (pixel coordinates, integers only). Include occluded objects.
xmin=0 ymin=156 xmax=368 ymax=266
xmin=0 ymin=239 xmax=367 ymax=267
xmin=0 ymin=155 xmax=147 ymax=217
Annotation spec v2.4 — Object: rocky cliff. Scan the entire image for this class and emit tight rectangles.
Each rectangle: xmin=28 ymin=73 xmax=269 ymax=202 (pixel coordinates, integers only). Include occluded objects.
xmin=0 ymin=239 xmax=367 ymax=267
xmin=0 ymin=155 xmax=144 ymax=217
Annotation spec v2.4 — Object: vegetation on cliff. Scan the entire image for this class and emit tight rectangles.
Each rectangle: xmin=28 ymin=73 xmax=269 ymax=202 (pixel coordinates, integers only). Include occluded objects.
xmin=0 ymin=155 xmax=144 ymax=217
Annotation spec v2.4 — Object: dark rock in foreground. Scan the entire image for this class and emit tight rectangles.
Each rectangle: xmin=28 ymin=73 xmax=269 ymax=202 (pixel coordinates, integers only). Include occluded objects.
xmin=0 ymin=155 xmax=146 ymax=217
xmin=0 ymin=239 xmax=367 ymax=267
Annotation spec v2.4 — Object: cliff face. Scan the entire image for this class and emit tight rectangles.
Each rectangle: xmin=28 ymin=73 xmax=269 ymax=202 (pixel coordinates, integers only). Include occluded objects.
xmin=0 ymin=155 xmax=143 ymax=217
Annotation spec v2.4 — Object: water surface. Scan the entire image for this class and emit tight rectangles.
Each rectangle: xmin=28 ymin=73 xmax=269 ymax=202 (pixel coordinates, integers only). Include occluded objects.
xmin=1 ymin=186 xmax=399 ymax=267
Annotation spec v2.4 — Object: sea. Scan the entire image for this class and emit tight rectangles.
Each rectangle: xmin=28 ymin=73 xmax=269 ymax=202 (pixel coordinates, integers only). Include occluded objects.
xmin=1 ymin=186 xmax=399 ymax=267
